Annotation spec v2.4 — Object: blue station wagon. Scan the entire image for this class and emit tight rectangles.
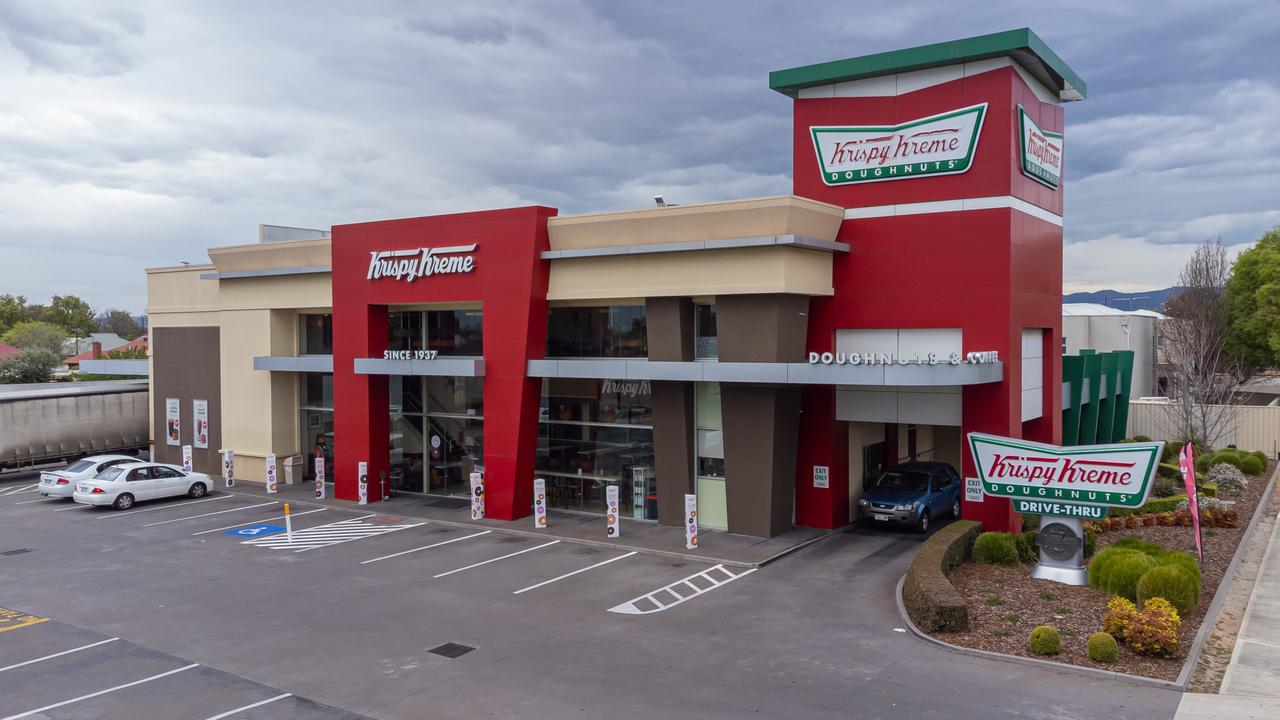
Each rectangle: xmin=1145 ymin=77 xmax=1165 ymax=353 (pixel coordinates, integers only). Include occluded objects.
xmin=857 ymin=461 xmax=962 ymax=533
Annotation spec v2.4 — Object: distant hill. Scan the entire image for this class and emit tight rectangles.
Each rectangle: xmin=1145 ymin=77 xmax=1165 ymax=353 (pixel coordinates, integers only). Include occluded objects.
xmin=1063 ymin=288 xmax=1180 ymax=312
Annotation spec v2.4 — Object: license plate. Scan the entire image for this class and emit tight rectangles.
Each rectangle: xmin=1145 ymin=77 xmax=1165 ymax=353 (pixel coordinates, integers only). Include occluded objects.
xmin=40 ymin=475 xmax=53 ymax=485
xmin=77 ymin=485 xmax=89 ymax=493
xmin=873 ymin=513 xmax=891 ymax=522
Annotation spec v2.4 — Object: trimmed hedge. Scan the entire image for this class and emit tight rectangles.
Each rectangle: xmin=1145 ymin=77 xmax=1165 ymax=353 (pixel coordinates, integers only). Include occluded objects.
xmin=1029 ymin=625 xmax=1061 ymax=655
xmin=1110 ymin=495 xmax=1186 ymax=518
xmin=1137 ymin=564 xmax=1200 ymax=615
xmin=1241 ymin=454 xmax=1266 ymax=476
xmin=1088 ymin=632 xmax=1119 ymax=663
xmin=974 ymin=532 xmax=1019 ymax=565
xmin=902 ymin=520 xmax=982 ymax=632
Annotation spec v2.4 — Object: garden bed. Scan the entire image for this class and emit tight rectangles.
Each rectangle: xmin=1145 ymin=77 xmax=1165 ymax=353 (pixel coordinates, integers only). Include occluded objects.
xmin=930 ymin=460 xmax=1275 ymax=680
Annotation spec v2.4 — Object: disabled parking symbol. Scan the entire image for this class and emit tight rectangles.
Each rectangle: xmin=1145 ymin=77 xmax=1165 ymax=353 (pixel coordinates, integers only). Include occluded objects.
xmin=223 ymin=524 xmax=286 ymax=538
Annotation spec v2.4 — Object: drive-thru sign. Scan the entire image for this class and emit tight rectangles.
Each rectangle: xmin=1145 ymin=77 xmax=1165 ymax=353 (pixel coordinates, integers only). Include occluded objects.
xmin=967 ymin=433 xmax=1164 ymax=585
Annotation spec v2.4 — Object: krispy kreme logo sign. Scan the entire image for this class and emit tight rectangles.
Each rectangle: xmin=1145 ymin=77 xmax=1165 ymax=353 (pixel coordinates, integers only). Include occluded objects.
xmin=1018 ymin=105 xmax=1063 ymax=189
xmin=811 ymin=103 xmax=987 ymax=186
xmin=367 ymin=243 xmax=476 ymax=282
xmin=968 ymin=433 xmax=1163 ymax=509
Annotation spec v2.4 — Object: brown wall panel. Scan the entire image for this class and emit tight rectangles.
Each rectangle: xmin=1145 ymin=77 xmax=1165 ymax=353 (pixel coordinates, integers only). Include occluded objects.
xmin=152 ymin=327 xmax=222 ymax=475
xmin=716 ymin=294 xmax=809 ymax=362
xmin=721 ymin=385 xmax=802 ymax=537
xmin=645 ymin=296 xmax=695 ymax=525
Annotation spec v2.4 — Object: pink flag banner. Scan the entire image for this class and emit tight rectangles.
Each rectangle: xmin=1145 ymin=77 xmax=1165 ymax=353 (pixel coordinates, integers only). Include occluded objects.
xmin=1178 ymin=443 xmax=1203 ymax=561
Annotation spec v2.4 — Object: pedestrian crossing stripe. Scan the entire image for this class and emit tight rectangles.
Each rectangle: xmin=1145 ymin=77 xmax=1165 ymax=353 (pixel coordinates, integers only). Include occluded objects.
xmin=241 ymin=516 xmax=424 ymax=553
xmin=607 ymin=564 xmax=756 ymax=615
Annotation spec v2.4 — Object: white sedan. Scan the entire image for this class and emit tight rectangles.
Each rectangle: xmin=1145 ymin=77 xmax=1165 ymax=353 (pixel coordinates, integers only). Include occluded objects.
xmin=39 ymin=455 xmax=139 ymax=498
xmin=73 ymin=462 xmax=212 ymax=511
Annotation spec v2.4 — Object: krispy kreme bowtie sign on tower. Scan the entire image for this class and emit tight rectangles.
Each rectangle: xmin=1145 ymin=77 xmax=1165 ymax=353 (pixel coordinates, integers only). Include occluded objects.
xmin=810 ymin=103 xmax=987 ymax=186
xmin=1018 ymin=105 xmax=1064 ymax=189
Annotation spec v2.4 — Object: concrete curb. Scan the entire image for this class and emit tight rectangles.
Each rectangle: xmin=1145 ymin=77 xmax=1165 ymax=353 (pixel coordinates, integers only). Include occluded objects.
xmin=1181 ymin=465 xmax=1278 ymax=688
xmin=893 ymin=469 xmax=1278 ymax=692
xmin=221 ymin=488 xmax=830 ymax=569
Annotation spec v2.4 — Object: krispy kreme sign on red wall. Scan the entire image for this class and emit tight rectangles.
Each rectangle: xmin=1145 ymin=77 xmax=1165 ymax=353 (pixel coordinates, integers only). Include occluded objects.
xmin=810 ymin=103 xmax=987 ymax=186
xmin=1017 ymin=105 xmax=1063 ymax=189
xmin=968 ymin=433 xmax=1163 ymax=509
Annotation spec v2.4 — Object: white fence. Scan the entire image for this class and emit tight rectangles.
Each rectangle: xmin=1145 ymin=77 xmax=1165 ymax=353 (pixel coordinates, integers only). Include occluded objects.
xmin=1128 ymin=400 xmax=1280 ymax=456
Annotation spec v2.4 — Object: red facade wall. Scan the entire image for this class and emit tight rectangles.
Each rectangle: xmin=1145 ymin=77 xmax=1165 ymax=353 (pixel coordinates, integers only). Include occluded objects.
xmin=331 ymin=206 xmax=555 ymax=519
xmin=791 ymin=66 xmax=1066 ymax=533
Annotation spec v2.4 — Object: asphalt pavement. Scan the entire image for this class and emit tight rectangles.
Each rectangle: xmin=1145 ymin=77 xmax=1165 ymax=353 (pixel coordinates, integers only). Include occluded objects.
xmin=0 ymin=469 xmax=1183 ymax=719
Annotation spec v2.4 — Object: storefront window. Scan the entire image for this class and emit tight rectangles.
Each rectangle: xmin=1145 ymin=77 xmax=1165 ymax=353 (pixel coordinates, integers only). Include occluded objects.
xmin=426 ymin=309 xmax=483 ymax=356
xmin=390 ymin=376 xmax=484 ymax=496
xmin=546 ymin=306 xmax=647 ymax=358
xmin=388 ymin=311 xmax=424 ymax=352
xmin=695 ymin=304 xmax=718 ymax=359
xmin=299 ymin=313 xmax=333 ymax=355
xmin=300 ymin=373 xmax=334 ymax=481
xmin=536 ymin=378 xmax=656 ymax=518
xmin=695 ymin=381 xmax=727 ymax=529
xmin=426 ymin=376 xmax=483 ymax=416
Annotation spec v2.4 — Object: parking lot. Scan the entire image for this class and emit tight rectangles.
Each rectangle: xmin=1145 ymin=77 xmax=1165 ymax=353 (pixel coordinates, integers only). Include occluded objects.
xmin=0 ymin=468 xmax=1182 ymax=720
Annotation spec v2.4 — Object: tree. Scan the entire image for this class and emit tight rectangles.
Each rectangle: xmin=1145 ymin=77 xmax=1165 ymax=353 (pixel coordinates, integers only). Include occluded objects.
xmin=0 ymin=349 xmax=60 ymax=384
xmin=2 ymin=321 xmax=69 ymax=357
xmin=1161 ymin=238 xmax=1250 ymax=448
xmin=0 ymin=294 xmax=27 ymax=336
xmin=1225 ymin=226 xmax=1280 ymax=370
xmin=95 ymin=309 xmax=143 ymax=340
xmin=42 ymin=295 xmax=96 ymax=336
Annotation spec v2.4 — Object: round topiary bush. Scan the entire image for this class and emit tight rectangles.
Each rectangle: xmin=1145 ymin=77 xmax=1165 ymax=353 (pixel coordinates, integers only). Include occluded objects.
xmin=973 ymin=532 xmax=1019 ymax=565
xmin=1105 ymin=552 xmax=1157 ymax=601
xmin=1252 ymin=450 xmax=1268 ymax=465
xmin=1087 ymin=631 xmax=1119 ymax=662
xmin=1156 ymin=551 xmax=1201 ymax=592
xmin=1240 ymin=454 xmax=1265 ymax=476
xmin=1137 ymin=564 xmax=1200 ymax=615
xmin=1088 ymin=546 xmax=1127 ymax=588
xmin=1110 ymin=536 xmax=1166 ymax=557
xmin=1133 ymin=435 xmax=1153 ymax=442
xmin=1029 ymin=625 xmax=1061 ymax=655
xmin=1207 ymin=463 xmax=1248 ymax=493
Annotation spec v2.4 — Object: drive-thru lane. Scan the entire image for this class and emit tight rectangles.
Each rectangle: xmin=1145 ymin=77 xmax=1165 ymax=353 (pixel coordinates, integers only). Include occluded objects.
xmin=0 ymin=480 xmax=1183 ymax=720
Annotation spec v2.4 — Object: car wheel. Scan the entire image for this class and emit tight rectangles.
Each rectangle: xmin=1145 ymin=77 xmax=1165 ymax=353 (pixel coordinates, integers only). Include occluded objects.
xmin=952 ymin=498 xmax=961 ymax=518
xmin=187 ymin=482 xmax=207 ymax=499
xmin=113 ymin=493 xmax=135 ymax=511
xmin=917 ymin=511 xmax=930 ymax=534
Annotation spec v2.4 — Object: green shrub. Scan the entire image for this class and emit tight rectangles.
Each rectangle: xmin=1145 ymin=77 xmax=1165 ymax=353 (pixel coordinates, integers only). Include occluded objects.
xmin=902 ymin=520 xmax=982 ymax=632
xmin=1199 ymin=483 xmax=1217 ymax=498
xmin=1029 ymin=625 xmax=1061 ymax=655
xmin=1252 ymin=450 xmax=1267 ymax=465
xmin=1133 ymin=435 xmax=1153 ymax=442
xmin=1240 ymin=454 xmax=1265 ymax=476
xmin=1106 ymin=553 xmax=1157 ymax=600
xmin=1015 ymin=531 xmax=1039 ymax=563
xmin=1088 ymin=546 xmax=1136 ymax=588
xmin=1110 ymin=536 xmax=1166 ymax=557
xmin=1110 ymin=495 xmax=1185 ymax=518
xmin=1084 ymin=528 xmax=1097 ymax=559
xmin=1161 ymin=443 xmax=1181 ymax=464
xmin=1102 ymin=596 xmax=1138 ymax=641
xmin=1155 ymin=551 xmax=1201 ymax=592
xmin=1137 ymin=564 xmax=1200 ymax=615
xmin=1128 ymin=597 xmax=1180 ymax=657
xmin=973 ymin=532 xmax=1020 ymax=565
xmin=1087 ymin=631 xmax=1119 ymax=662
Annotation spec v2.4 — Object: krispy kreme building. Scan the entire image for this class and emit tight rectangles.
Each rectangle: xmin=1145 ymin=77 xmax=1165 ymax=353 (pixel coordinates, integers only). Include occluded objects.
xmin=146 ymin=29 xmax=1083 ymax=536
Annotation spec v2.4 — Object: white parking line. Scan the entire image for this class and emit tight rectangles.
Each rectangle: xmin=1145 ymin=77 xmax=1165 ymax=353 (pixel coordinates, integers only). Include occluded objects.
xmin=96 ymin=494 xmax=231 ymax=518
xmin=14 ymin=498 xmax=59 ymax=505
xmin=513 ymin=551 xmax=637 ymax=595
xmin=433 ymin=540 xmax=560 ymax=578
xmin=192 ymin=507 xmax=326 ymax=536
xmin=204 ymin=692 xmax=292 ymax=720
xmin=51 ymin=504 xmax=93 ymax=512
xmin=141 ymin=501 xmax=277 ymax=527
xmin=607 ymin=564 xmax=757 ymax=615
xmin=360 ymin=530 xmax=491 ymax=565
xmin=0 ymin=638 xmax=119 ymax=673
xmin=1 ymin=485 xmax=37 ymax=496
xmin=1 ymin=663 xmax=199 ymax=720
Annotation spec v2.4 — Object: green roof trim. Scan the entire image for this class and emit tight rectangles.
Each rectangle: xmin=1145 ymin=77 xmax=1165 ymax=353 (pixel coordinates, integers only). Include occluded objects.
xmin=769 ymin=28 xmax=1086 ymax=101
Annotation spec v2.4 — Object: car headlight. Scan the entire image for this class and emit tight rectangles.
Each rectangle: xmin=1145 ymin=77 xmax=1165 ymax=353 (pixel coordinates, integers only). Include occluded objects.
xmin=895 ymin=503 xmax=912 ymax=511
xmin=858 ymin=498 xmax=869 ymax=506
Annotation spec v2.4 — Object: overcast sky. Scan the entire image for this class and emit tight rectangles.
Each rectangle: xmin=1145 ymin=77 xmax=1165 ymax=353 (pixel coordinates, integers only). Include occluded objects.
xmin=2 ymin=1 xmax=1278 ymax=314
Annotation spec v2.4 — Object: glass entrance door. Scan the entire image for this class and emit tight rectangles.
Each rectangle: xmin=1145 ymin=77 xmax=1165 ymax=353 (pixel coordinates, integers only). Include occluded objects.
xmin=427 ymin=417 xmax=483 ymax=496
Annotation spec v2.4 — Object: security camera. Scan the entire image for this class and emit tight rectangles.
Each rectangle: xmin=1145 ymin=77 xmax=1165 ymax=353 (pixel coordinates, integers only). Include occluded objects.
xmin=654 ymin=195 xmax=666 ymax=207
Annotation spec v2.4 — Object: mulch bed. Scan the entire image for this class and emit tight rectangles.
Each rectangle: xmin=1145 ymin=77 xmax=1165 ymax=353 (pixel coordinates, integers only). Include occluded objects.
xmin=936 ymin=460 xmax=1275 ymax=680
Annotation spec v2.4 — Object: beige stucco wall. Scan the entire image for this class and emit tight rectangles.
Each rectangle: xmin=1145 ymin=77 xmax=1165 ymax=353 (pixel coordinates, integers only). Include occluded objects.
xmin=548 ymin=246 xmax=834 ymax=300
xmin=147 ymin=237 xmax=332 ymax=483
xmin=547 ymin=195 xmax=844 ymax=250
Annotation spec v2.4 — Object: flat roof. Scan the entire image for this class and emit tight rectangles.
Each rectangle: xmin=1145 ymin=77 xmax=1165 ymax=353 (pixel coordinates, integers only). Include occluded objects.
xmin=769 ymin=28 xmax=1086 ymax=101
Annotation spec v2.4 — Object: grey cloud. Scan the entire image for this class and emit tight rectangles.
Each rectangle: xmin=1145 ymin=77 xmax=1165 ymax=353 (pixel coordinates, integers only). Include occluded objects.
xmin=0 ymin=1 xmax=143 ymax=76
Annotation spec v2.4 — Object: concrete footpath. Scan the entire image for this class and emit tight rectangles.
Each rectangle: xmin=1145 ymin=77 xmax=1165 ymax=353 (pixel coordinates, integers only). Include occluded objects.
xmin=1177 ymin=502 xmax=1280 ymax=720
xmin=234 ymin=480 xmax=828 ymax=567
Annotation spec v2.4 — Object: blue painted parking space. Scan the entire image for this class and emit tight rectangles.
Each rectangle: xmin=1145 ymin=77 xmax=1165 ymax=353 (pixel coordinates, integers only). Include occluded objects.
xmin=222 ymin=524 xmax=286 ymax=538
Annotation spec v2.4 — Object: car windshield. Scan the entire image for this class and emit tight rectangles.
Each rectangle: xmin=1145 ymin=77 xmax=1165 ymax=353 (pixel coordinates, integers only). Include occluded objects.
xmin=873 ymin=470 xmax=929 ymax=493
xmin=64 ymin=460 xmax=94 ymax=473
xmin=95 ymin=467 xmax=126 ymax=482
